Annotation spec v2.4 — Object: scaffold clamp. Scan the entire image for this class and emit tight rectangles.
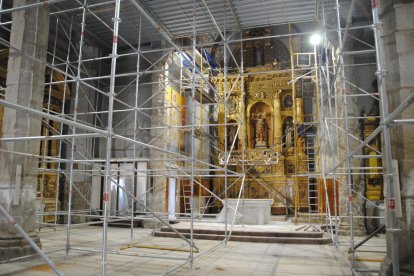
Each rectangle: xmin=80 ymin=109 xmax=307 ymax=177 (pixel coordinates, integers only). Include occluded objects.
xmin=103 ymin=192 xmax=110 ymax=202
xmin=388 ymin=198 xmax=396 ymax=210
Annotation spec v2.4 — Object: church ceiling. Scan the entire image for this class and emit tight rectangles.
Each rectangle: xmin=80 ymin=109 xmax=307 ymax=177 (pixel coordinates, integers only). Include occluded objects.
xmin=47 ymin=0 xmax=356 ymax=48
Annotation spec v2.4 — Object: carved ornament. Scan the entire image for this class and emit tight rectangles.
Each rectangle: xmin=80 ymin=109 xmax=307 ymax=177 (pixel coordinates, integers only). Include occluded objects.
xmin=227 ymin=97 xmax=240 ymax=114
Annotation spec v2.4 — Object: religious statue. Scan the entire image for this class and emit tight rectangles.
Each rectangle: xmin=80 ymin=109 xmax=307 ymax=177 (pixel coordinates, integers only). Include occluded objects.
xmin=255 ymin=43 xmax=264 ymax=66
xmin=252 ymin=110 xmax=268 ymax=148
xmin=228 ymin=124 xmax=238 ymax=149
xmin=297 ymin=136 xmax=306 ymax=155
xmin=272 ymin=58 xmax=281 ymax=70
xmin=285 ymin=121 xmax=294 ymax=147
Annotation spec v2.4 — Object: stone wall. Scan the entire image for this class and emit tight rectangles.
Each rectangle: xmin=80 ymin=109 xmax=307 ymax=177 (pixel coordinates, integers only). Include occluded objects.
xmin=379 ymin=1 xmax=414 ymax=275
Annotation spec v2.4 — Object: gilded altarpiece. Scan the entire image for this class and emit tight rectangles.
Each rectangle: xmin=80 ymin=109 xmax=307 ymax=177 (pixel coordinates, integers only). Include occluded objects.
xmin=213 ymin=66 xmax=309 ymax=214
xmin=38 ymin=70 xmax=71 ymax=223
xmin=361 ymin=117 xmax=383 ymax=200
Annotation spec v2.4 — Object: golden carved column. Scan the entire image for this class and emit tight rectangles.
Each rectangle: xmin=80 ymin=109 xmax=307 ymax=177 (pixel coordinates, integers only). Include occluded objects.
xmin=39 ymin=120 xmax=49 ymax=169
xmin=295 ymin=98 xmax=304 ymax=124
xmin=214 ymin=75 xmax=225 ymax=150
xmin=273 ymin=90 xmax=282 ymax=146
xmin=50 ymin=121 xmax=60 ymax=169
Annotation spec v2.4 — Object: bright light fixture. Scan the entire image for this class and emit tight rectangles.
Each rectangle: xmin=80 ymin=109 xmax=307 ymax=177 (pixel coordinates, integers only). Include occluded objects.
xmin=310 ymin=33 xmax=322 ymax=45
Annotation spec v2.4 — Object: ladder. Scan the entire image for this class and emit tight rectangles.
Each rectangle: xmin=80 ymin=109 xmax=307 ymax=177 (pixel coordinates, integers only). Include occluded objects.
xmin=306 ymin=136 xmax=319 ymax=219
xmin=307 ymin=135 xmax=315 ymax=172
xmin=181 ymin=181 xmax=192 ymax=216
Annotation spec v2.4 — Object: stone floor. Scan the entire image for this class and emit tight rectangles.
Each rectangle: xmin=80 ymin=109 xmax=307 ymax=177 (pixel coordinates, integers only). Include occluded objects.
xmin=0 ymin=223 xmax=385 ymax=275
xmin=338 ymin=234 xmax=386 ymax=276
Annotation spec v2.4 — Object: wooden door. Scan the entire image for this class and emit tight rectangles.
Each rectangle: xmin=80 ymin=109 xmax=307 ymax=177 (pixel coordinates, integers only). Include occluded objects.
xmin=318 ymin=178 xmax=339 ymax=215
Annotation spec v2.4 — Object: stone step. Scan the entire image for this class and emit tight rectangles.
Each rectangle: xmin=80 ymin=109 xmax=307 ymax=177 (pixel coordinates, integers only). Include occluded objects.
xmin=154 ymin=230 xmax=331 ymax=245
xmin=294 ymin=217 xmax=325 ymax=224
xmin=158 ymin=227 xmax=324 ymax=238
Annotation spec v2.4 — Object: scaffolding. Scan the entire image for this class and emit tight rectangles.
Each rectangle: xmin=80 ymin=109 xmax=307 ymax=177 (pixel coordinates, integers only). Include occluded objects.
xmin=0 ymin=0 xmax=411 ymax=275
xmin=317 ymin=0 xmax=409 ymax=275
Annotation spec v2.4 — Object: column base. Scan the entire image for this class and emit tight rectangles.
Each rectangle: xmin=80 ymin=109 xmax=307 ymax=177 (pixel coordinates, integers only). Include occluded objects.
xmin=0 ymin=233 xmax=41 ymax=262
xmin=380 ymin=258 xmax=414 ymax=276
xmin=379 ymin=258 xmax=393 ymax=276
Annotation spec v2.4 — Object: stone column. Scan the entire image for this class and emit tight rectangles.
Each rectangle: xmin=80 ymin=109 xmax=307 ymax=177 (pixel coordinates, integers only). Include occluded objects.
xmin=0 ymin=0 xmax=49 ymax=261
xmin=148 ymin=63 xmax=168 ymax=221
xmin=334 ymin=51 xmax=365 ymax=236
xmin=379 ymin=1 xmax=414 ymax=275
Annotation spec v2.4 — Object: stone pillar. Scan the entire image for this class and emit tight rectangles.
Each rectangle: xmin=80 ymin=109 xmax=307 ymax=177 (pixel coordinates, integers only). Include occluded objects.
xmin=334 ymin=51 xmax=365 ymax=236
xmin=379 ymin=1 xmax=414 ymax=275
xmin=148 ymin=66 xmax=168 ymax=216
xmin=0 ymin=0 xmax=49 ymax=261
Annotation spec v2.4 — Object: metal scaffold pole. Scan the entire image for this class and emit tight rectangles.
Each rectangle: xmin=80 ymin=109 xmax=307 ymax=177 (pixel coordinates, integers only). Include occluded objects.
xmin=53 ymin=16 xmax=74 ymax=230
xmin=223 ymin=4 xmax=229 ymax=246
xmin=189 ymin=0 xmax=196 ymax=269
xmin=335 ymin=0 xmax=356 ymax=270
xmin=102 ymin=0 xmax=121 ymax=274
xmin=66 ymin=0 xmax=87 ymax=257
xmin=372 ymin=1 xmax=400 ymax=275
xmin=130 ymin=13 xmax=142 ymax=241
xmin=240 ymin=29 xmax=246 ymax=227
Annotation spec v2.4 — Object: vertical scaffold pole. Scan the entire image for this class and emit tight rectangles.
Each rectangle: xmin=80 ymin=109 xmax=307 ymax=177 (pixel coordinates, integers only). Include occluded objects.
xmin=66 ymin=0 xmax=87 ymax=257
xmin=102 ymin=0 xmax=121 ymax=274
xmin=372 ymin=1 xmax=400 ymax=275
xmin=189 ymin=0 xmax=196 ymax=269
xmin=131 ymin=14 xmax=142 ymax=241
xmin=240 ymin=30 xmax=246 ymax=227
xmin=223 ymin=2 xmax=229 ymax=246
xmin=335 ymin=0 xmax=356 ymax=271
